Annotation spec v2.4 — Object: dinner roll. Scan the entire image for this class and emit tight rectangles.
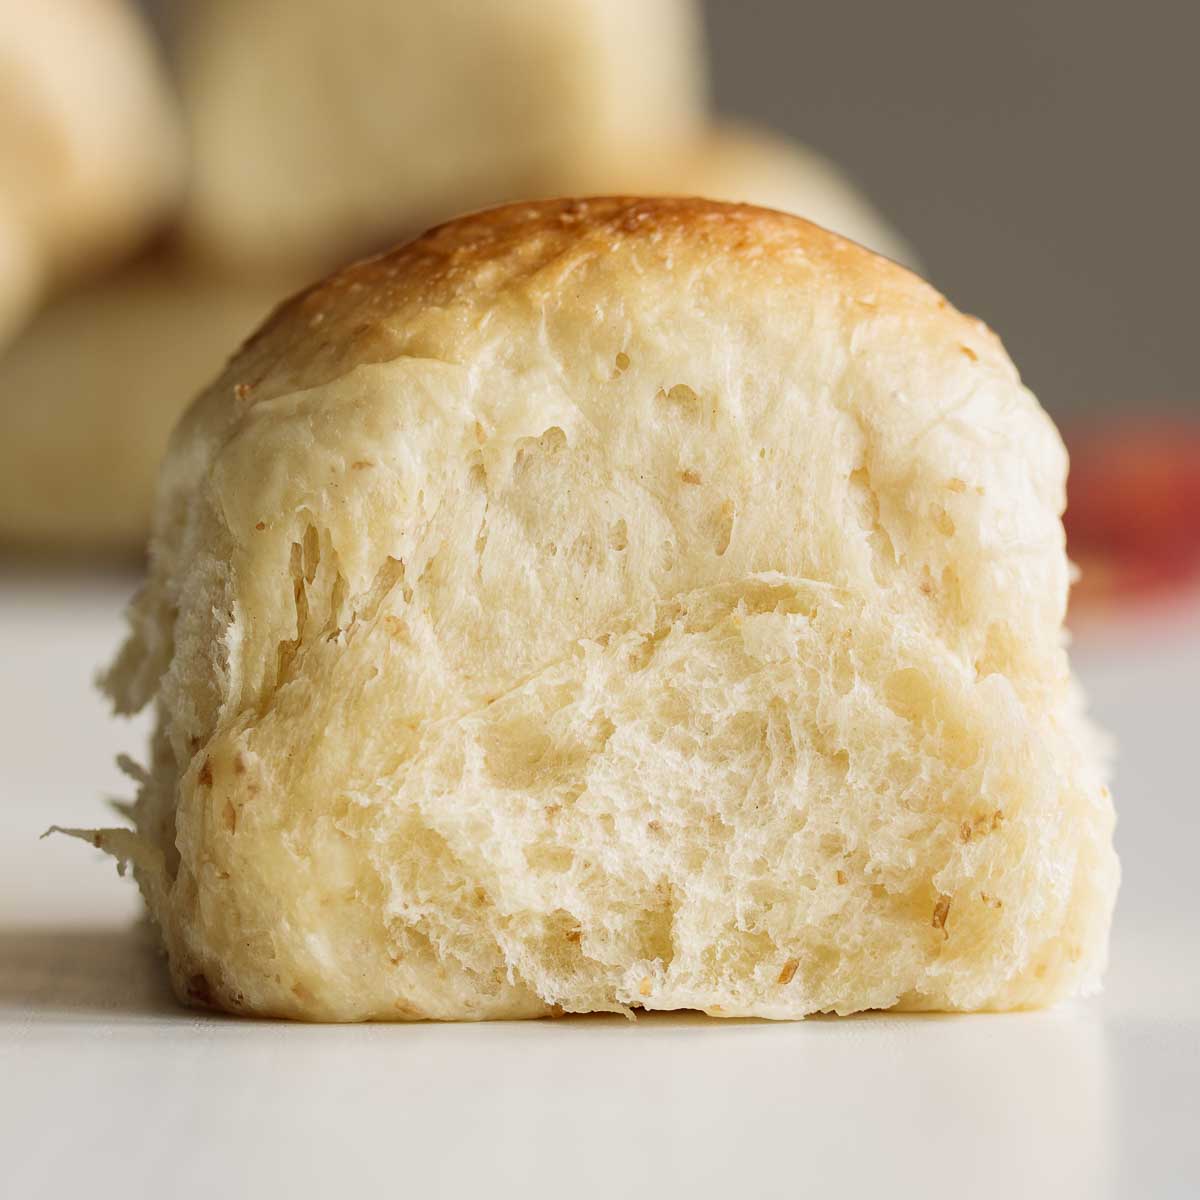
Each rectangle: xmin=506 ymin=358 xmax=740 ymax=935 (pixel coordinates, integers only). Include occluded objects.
xmin=93 ymin=199 xmax=1117 ymax=1021
xmin=0 ymin=0 xmax=183 ymax=340
xmin=0 ymin=262 xmax=297 ymax=554
xmin=589 ymin=124 xmax=917 ymax=267
xmin=0 ymin=210 xmax=43 ymax=350
xmin=178 ymin=0 xmax=704 ymax=269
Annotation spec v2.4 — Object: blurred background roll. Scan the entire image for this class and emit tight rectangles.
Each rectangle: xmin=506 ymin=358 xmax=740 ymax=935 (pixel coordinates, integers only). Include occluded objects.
xmin=0 ymin=209 xmax=42 ymax=349
xmin=0 ymin=262 xmax=298 ymax=554
xmin=176 ymin=0 xmax=708 ymax=270
xmin=0 ymin=0 xmax=183 ymax=346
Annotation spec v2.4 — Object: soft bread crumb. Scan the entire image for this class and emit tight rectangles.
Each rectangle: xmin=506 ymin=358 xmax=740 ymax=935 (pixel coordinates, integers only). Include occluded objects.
xmin=94 ymin=198 xmax=1117 ymax=1022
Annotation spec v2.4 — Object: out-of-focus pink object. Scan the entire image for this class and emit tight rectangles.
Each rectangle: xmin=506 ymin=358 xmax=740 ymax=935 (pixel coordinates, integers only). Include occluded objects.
xmin=1066 ymin=418 xmax=1200 ymax=616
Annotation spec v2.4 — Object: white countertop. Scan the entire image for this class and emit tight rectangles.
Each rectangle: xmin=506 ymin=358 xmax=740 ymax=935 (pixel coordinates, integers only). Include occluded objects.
xmin=2 ymin=571 xmax=1198 ymax=1199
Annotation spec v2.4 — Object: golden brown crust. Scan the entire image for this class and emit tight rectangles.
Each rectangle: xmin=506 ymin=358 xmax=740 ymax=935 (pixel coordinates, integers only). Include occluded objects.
xmin=226 ymin=197 xmax=1003 ymax=405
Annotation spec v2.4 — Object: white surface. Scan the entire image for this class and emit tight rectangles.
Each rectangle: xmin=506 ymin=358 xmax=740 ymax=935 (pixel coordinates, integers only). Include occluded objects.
xmin=1 ymin=570 xmax=1198 ymax=1199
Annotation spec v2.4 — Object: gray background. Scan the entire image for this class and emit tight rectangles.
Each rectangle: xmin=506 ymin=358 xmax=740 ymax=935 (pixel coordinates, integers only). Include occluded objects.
xmin=703 ymin=0 xmax=1198 ymax=421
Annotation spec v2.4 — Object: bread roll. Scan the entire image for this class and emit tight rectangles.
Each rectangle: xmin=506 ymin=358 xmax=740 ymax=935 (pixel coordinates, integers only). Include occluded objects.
xmin=177 ymin=0 xmax=704 ymax=269
xmin=0 ymin=263 xmax=297 ymax=553
xmin=0 ymin=209 xmax=43 ymax=349
xmin=0 ymin=0 xmax=183 ymax=340
xmin=92 ymin=199 xmax=1117 ymax=1021
xmin=592 ymin=124 xmax=917 ymax=268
